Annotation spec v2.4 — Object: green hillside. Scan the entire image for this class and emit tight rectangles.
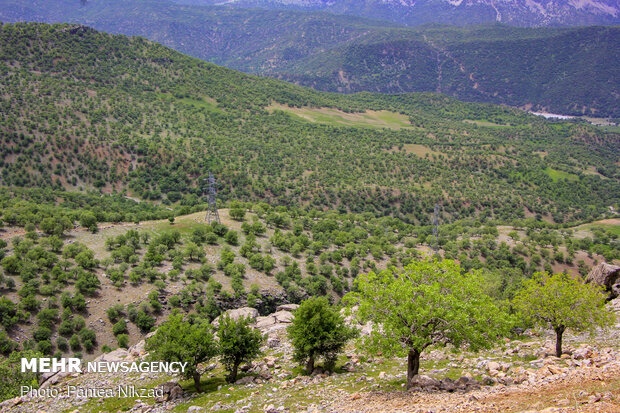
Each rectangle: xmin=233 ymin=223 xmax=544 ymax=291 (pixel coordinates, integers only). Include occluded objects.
xmin=0 ymin=22 xmax=619 ymax=226
xmin=0 ymin=1 xmax=618 ymax=116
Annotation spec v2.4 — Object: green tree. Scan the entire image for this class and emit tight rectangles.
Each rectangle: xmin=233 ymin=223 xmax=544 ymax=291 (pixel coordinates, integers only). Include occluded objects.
xmin=79 ymin=212 xmax=98 ymax=233
xmin=288 ymin=296 xmax=357 ymax=374
xmin=146 ymin=313 xmax=217 ymax=392
xmin=513 ymin=272 xmax=615 ymax=357
xmin=0 ymin=350 xmax=43 ymax=402
xmin=183 ymin=242 xmax=203 ymax=261
xmin=217 ymin=315 xmax=263 ymax=383
xmin=344 ymin=259 xmax=510 ymax=388
xmin=229 ymin=207 xmax=246 ymax=221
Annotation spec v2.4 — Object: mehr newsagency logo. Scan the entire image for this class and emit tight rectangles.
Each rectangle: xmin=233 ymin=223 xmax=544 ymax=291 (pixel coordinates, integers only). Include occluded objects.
xmin=20 ymin=357 xmax=187 ymax=399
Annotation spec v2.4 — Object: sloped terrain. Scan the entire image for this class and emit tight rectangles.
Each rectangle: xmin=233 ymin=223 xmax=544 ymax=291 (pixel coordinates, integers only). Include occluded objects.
xmin=1 ymin=2 xmax=619 ymax=116
xmin=1 ymin=23 xmax=619 ymax=223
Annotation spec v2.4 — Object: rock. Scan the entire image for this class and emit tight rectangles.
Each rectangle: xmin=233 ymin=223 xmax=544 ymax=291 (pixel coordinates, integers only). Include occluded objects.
xmin=272 ymin=311 xmax=294 ymax=323
xmin=439 ymin=377 xmax=457 ymax=392
xmin=256 ymin=316 xmax=277 ymax=329
xmin=213 ymin=307 xmax=259 ymax=327
xmin=154 ymin=382 xmax=183 ymax=402
xmin=486 ymin=361 xmax=501 ymax=372
xmin=573 ymin=347 xmax=593 ymax=360
xmin=188 ymin=407 xmax=206 ymax=412
xmin=586 ymin=262 xmax=620 ymax=298
xmin=409 ymin=375 xmax=440 ymax=389
xmin=378 ymin=371 xmax=386 ymax=379
xmin=267 ymin=338 xmax=281 ymax=348
xmin=235 ymin=376 xmax=255 ymax=385
xmin=128 ymin=334 xmax=153 ymax=358
xmin=93 ymin=348 xmax=129 ymax=363
xmin=276 ymin=304 xmax=299 ymax=312
xmin=481 ymin=375 xmax=496 ymax=385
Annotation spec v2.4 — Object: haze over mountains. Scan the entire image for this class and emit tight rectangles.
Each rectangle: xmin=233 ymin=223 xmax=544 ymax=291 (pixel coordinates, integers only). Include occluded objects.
xmin=176 ymin=0 xmax=620 ymax=27
xmin=1 ymin=0 xmax=618 ymax=117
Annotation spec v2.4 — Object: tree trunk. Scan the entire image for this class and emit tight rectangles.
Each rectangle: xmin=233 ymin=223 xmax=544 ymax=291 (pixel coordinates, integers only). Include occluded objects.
xmin=193 ymin=371 xmax=202 ymax=392
xmin=407 ymin=348 xmax=421 ymax=389
xmin=306 ymin=355 xmax=315 ymax=375
xmin=229 ymin=362 xmax=239 ymax=383
xmin=555 ymin=325 xmax=565 ymax=358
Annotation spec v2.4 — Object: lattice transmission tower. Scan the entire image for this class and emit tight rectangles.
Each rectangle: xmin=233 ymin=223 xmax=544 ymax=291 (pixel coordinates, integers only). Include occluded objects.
xmin=205 ymin=172 xmax=220 ymax=224
xmin=432 ymin=203 xmax=440 ymax=253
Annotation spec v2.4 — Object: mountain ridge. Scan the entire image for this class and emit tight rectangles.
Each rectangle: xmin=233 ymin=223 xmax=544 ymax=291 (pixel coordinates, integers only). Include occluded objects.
xmin=175 ymin=0 xmax=620 ymax=27
xmin=1 ymin=1 xmax=618 ymax=117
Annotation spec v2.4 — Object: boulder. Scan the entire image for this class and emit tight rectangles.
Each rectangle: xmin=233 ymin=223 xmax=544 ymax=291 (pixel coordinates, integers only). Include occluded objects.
xmin=272 ymin=310 xmax=294 ymax=323
xmin=235 ymin=376 xmax=255 ymax=385
xmin=409 ymin=374 xmax=440 ymax=389
xmin=256 ymin=316 xmax=277 ymax=329
xmin=586 ymin=263 xmax=620 ymax=298
xmin=93 ymin=348 xmax=129 ymax=363
xmin=276 ymin=304 xmax=299 ymax=312
xmin=212 ymin=307 xmax=259 ymax=327
xmin=154 ymin=382 xmax=183 ymax=402
xmin=486 ymin=361 xmax=501 ymax=372
xmin=439 ymin=377 xmax=457 ymax=392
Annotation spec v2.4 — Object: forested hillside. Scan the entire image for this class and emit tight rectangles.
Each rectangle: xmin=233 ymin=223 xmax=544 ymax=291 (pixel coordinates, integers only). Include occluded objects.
xmin=1 ymin=1 xmax=619 ymax=116
xmin=0 ymin=22 xmax=619 ymax=225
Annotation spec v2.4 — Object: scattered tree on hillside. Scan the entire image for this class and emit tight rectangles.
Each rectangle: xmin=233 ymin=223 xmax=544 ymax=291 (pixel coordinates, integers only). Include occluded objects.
xmin=288 ymin=296 xmax=358 ymax=374
xmin=146 ymin=313 xmax=218 ymax=392
xmin=513 ymin=271 xmax=615 ymax=357
xmin=217 ymin=315 xmax=263 ymax=383
xmin=344 ymin=259 xmax=510 ymax=388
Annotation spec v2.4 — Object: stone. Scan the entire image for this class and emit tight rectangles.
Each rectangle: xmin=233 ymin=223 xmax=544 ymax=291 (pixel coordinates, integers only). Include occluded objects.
xmin=256 ymin=316 xmax=277 ymax=329
xmin=586 ymin=262 xmax=620 ymax=298
xmin=486 ymin=361 xmax=501 ymax=372
xmin=188 ymin=407 xmax=206 ymax=412
xmin=267 ymin=338 xmax=281 ymax=348
xmin=272 ymin=311 xmax=294 ymax=323
xmin=409 ymin=375 xmax=440 ymax=389
xmin=573 ymin=347 xmax=593 ymax=360
xmin=235 ymin=376 xmax=255 ymax=385
xmin=276 ymin=304 xmax=299 ymax=312
xmin=440 ymin=377 xmax=457 ymax=392
xmin=154 ymin=382 xmax=183 ymax=402
xmin=213 ymin=307 xmax=259 ymax=327
xmin=93 ymin=348 xmax=129 ymax=363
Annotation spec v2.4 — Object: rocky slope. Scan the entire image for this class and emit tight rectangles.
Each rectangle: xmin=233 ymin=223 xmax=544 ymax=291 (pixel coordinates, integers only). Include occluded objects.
xmin=4 ymin=299 xmax=620 ymax=412
xmin=177 ymin=0 xmax=620 ymax=26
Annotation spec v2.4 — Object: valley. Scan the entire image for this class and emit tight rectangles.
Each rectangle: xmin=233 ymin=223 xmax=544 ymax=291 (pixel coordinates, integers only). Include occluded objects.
xmin=0 ymin=18 xmax=618 ymax=413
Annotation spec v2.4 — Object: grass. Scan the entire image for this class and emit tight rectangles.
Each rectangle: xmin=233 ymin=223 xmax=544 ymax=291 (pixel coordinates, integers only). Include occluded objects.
xmin=401 ymin=143 xmax=443 ymax=157
xmin=267 ymin=104 xmax=413 ymax=130
xmin=543 ymin=167 xmax=578 ymax=182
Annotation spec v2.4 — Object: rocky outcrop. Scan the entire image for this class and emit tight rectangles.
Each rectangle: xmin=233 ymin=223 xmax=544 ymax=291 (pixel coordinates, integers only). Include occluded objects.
xmin=586 ymin=262 xmax=620 ymax=299
xmin=154 ymin=382 xmax=183 ymax=403
xmin=212 ymin=307 xmax=259 ymax=327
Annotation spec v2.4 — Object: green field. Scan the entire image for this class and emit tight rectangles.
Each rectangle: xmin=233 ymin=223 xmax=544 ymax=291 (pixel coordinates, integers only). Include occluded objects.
xmin=544 ymin=167 xmax=579 ymax=182
xmin=268 ymin=104 xmax=413 ymax=130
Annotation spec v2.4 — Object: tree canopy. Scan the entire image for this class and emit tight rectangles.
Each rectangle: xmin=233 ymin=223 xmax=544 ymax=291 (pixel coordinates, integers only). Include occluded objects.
xmin=344 ymin=259 xmax=511 ymax=387
xmin=513 ymin=271 xmax=615 ymax=357
xmin=146 ymin=313 xmax=218 ymax=392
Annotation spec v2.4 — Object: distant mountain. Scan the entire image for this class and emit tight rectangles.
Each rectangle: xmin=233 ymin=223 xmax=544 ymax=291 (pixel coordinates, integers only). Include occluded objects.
xmin=2 ymin=0 xmax=617 ymax=117
xmin=175 ymin=0 xmax=620 ymax=27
